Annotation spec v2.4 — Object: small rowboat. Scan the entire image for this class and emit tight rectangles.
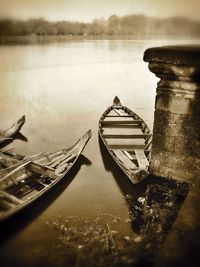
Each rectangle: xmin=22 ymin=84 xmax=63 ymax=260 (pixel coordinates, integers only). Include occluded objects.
xmin=99 ymin=97 xmax=152 ymax=184
xmin=0 ymin=130 xmax=91 ymax=221
xmin=0 ymin=115 xmax=26 ymax=144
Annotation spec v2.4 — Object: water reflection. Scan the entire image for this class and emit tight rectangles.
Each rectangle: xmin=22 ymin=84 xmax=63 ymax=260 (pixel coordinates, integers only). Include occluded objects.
xmin=0 ymin=155 xmax=92 ymax=245
xmin=99 ymin=136 xmax=189 ymax=263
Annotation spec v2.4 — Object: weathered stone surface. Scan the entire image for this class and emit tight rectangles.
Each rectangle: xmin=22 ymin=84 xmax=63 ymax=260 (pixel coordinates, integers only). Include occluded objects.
xmin=144 ymin=45 xmax=200 ymax=182
xmin=153 ymin=111 xmax=200 ymax=156
xmin=144 ymin=46 xmax=200 ymax=66
xmin=148 ymin=63 xmax=200 ymax=81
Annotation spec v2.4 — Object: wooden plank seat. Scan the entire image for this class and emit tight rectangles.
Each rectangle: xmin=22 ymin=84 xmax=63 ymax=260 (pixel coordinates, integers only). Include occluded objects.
xmin=103 ymin=116 xmax=139 ymax=122
xmin=102 ymin=123 xmax=141 ymax=129
xmin=107 ymin=138 xmax=145 ymax=149
xmin=113 ymin=150 xmax=137 ymax=169
xmin=101 ymin=120 xmax=142 ymax=125
xmin=106 ymin=115 xmax=132 ymax=117
xmin=29 ymin=162 xmax=56 ymax=179
xmin=102 ymin=133 xmax=149 ymax=139
xmin=102 ymin=128 xmax=143 ymax=135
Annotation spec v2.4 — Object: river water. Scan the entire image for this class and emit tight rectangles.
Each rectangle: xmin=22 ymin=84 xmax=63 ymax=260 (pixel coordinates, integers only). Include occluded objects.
xmin=0 ymin=40 xmax=196 ymax=266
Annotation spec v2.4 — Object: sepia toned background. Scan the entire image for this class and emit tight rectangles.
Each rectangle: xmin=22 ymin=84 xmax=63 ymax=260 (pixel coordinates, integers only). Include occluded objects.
xmin=0 ymin=1 xmax=200 ymax=267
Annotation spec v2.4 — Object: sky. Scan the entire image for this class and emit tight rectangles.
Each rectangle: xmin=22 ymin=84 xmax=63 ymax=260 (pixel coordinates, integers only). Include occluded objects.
xmin=0 ymin=0 xmax=199 ymax=22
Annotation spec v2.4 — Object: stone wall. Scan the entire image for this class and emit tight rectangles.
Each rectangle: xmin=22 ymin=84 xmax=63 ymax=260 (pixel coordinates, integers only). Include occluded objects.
xmin=144 ymin=46 xmax=200 ymax=182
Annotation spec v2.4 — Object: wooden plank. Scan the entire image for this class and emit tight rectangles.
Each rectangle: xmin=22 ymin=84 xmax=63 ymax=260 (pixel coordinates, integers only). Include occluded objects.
xmin=45 ymin=154 xmax=65 ymax=167
xmin=102 ymin=128 xmax=143 ymax=135
xmin=37 ymin=151 xmax=64 ymax=164
xmin=31 ymin=162 xmax=54 ymax=171
xmin=0 ymin=153 xmax=20 ymax=167
xmin=145 ymin=141 xmax=152 ymax=150
xmin=113 ymin=150 xmax=137 ymax=169
xmin=113 ymin=109 xmax=122 ymax=116
xmin=144 ymin=150 xmax=151 ymax=161
xmin=107 ymin=138 xmax=145 ymax=146
xmin=109 ymin=144 xmax=145 ymax=150
xmin=145 ymin=134 xmax=152 ymax=143
xmin=117 ymin=148 xmax=136 ymax=152
xmin=55 ymin=154 xmax=77 ymax=174
xmin=106 ymin=115 xmax=131 ymax=117
xmin=104 ymin=117 xmax=135 ymax=122
xmin=0 ymin=161 xmax=31 ymax=185
xmin=0 ymin=199 xmax=15 ymax=209
xmin=102 ymin=124 xmax=140 ymax=129
xmin=47 ymin=154 xmax=71 ymax=168
xmin=123 ymin=150 xmax=134 ymax=160
xmin=107 ymin=110 xmax=118 ymax=116
xmin=107 ymin=138 xmax=145 ymax=149
xmin=113 ymin=109 xmax=128 ymax=116
xmin=123 ymin=150 xmax=137 ymax=160
xmin=29 ymin=162 xmax=56 ymax=179
xmin=0 ymin=190 xmax=23 ymax=204
xmin=103 ymin=133 xmax=149 ymax=139
xmin=101 ymin=120 xmax=141 ymax=125
xmin=56 ymin=154 xmax=76 ymax=168
xmin=135 ymin=149 xmax=149 ymax=169
xmin=55 ymin=163 xmax=70 ymax=175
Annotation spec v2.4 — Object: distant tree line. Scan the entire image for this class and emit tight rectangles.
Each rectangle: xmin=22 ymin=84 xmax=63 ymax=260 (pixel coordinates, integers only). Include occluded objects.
xmin=0 ymin=15 xmax=199 ymax=38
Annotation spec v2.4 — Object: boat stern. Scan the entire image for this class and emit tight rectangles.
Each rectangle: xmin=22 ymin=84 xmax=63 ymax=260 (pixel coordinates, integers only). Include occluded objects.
xmin=130 ymin=169 xmax=149 ymax=184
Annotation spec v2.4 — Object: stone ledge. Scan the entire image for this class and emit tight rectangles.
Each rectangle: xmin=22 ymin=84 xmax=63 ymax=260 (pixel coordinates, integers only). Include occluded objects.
xmin=144 ymin=45 xmax=200 ymax=66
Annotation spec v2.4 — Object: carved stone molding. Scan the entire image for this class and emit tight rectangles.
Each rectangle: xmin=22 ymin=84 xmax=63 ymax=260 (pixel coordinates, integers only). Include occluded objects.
xmin=144 ymin=46 xmax=200 ymax=182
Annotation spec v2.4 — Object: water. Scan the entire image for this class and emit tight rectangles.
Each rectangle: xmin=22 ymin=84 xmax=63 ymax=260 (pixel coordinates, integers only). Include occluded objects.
xmin=0 ymin=40 xmax=195 ymax=266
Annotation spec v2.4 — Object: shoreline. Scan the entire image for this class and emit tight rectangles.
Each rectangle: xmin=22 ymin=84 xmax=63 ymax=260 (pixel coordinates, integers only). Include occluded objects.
xmin=0 ymin=35 xmax=198 ymax=45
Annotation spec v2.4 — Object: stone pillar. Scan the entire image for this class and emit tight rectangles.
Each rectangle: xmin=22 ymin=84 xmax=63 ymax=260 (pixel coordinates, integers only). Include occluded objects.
xmin=144 ymin=46 xmax=200 ymax=182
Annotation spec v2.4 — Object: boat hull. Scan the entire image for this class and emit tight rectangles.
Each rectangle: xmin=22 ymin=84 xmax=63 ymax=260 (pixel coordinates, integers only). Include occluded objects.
xmin=99 ymin=97 xmax=151 ymax=184
xmin=0 ymin=130 xmax=91 ymax=221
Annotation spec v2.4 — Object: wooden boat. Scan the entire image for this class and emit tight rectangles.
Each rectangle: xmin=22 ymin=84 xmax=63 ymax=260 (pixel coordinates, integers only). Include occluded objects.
xmin=0 ymin=130 xmax=91 ymax=221
xmin=99 ymin=97 xmax=152 ymax=184
xmin=0 ymin=115 xmax=26 ymax=144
